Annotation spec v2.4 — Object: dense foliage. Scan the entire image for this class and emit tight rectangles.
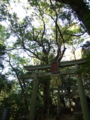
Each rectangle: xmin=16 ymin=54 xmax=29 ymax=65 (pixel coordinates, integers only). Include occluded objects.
xmin=0 ymin=0 xmax=90 ymax=120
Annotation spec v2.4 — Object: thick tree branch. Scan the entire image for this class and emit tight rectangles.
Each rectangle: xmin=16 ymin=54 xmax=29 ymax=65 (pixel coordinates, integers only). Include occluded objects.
xmin=34 ymin=12 xmax=49 ymax=55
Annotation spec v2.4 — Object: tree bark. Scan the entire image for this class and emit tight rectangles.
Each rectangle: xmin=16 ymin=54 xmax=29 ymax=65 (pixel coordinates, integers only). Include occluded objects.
xmin=56 ymin=0 xmax=90 ymax=35
xmin=43 ymin=80 xmax=50 ymax=114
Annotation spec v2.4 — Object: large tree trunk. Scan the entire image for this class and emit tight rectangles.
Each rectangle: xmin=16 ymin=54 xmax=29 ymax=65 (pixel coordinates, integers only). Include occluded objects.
xmin=43 ymin=80 xmax=50 ymax=114
xmin=56 ymin=0 xmax=90 ymax=35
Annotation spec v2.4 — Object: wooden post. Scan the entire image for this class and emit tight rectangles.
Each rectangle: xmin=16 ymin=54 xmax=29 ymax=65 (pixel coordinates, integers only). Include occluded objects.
xmin=29 ymin=70 xmax=38 ymax=120
xmin=75 ymin=64 xmax=90 ymax=120
xmin=57 ymin=87 xmax=60 ymax=116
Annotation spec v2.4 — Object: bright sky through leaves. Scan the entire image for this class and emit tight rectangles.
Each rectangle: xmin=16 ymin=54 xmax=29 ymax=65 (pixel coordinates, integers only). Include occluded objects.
xmin=1 ymin=0 xmax=90 ymax=62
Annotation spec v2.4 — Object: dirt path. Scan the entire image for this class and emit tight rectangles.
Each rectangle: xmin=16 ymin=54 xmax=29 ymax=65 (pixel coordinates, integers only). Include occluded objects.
xmin=59 ymin=115 xmax=75 ymax=120
xmin=45 ymin=114 xmax=82 ymax=120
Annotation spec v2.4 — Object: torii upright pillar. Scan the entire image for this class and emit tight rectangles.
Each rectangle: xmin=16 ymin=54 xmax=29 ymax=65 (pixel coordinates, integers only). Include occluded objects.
xmin=75 ymin=64 xmax=90 ymax=120
xmin=29 ymin=70 xmax=38 ymax=120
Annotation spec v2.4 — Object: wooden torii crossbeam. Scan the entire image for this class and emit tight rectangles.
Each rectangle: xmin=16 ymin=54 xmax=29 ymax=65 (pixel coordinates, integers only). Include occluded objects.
xmin=24 ymin=58 xmax=90 ymax=120
xmin=24 ymin=58 xmax=87 ymax=71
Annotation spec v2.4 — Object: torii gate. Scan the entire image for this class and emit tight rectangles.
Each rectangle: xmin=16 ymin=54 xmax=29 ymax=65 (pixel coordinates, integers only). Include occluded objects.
xmin=24 ymin=59 xmax=90 ymax=120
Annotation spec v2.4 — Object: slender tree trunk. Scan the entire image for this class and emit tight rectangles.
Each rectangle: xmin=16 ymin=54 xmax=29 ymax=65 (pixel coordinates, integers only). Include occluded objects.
xmin=8 ymin=58 xmax=29 ymax=114
xmin=20 ymin=80 xmax=29 ymax=114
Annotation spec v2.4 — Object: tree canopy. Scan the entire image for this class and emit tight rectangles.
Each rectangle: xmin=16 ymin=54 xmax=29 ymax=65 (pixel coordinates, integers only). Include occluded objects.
xmin=0 ymin=0 xmax=90 ymax=120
